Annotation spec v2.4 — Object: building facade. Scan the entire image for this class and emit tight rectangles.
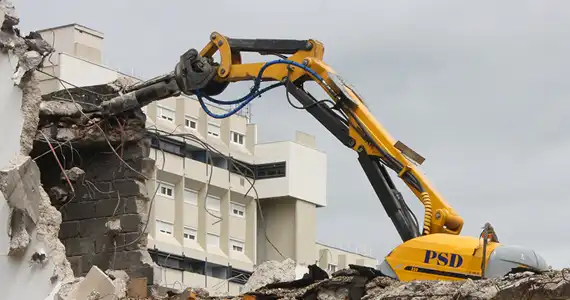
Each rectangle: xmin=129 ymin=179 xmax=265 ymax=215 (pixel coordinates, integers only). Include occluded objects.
xmin=36 ymin=23 xmax=377 ymax=295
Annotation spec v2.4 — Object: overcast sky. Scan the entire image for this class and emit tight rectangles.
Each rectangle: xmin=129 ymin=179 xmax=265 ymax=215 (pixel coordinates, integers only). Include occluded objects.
xmin=14 ymin=0 xmax=570 ymax=269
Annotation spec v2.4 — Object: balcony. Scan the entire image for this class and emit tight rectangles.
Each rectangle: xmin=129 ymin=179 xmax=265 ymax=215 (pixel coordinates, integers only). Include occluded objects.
xmin=150 ymin=149 xmax=184 ymax=175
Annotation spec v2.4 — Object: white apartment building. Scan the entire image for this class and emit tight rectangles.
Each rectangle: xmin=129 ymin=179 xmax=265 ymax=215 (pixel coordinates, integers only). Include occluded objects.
xmin=36 ymin=23 xmax=377 ymax=295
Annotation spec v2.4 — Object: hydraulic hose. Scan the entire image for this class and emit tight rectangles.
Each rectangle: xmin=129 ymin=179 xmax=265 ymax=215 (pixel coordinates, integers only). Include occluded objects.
xmin=195 ymin=59 xmax=326 ymax=118
xmin=420 ymin=192 xmax=432 ymax=235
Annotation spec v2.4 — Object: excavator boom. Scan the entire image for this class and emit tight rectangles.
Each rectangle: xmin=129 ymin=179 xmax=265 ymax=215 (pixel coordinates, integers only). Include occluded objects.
xmin=184 ymin=32 xmax=464 ymax=241
xmin=99 ymin=31 xmax=549 ymax=282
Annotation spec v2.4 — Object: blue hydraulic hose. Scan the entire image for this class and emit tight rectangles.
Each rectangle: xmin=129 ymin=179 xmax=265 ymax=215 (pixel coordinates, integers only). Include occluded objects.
xmin=195 ymin=59 xmax=325 ymax=118
xmin=197 ymin=82 xmax=284 ymax=119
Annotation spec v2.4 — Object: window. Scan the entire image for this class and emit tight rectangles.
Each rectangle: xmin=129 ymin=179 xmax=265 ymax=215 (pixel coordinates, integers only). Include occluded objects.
xmin=156 ymin=220 xmax=173 ymax=236
xmin=207 ymin=122 xmax=220 ymax=137
xmin=157 ymin=105 xmax=175 ymax=122
xmin=230 ymin=202 xmax=245 ymax=218
xmin=183 ymin=227 xmax=197 ymax=241
xmin=231 ymin=131 xmax=245 ymax=145
xmin=327 ymin=264 xmax=336 ymax=273
xmin=156 ymin=255 xmax=181 ymax=269
xmin=230 ymin=239 xmax=245 ymax=253
xmin=206 ymin=265 xmax=227 ymax=279
xmin=184 ymin=188 xmax=198 ymax=205
xmin=185 ymin=115 xmax=197 ymax=130
xmin=207 ymin=233 xmax=220 ymax=247
xmin=158 ymin=182 xmax=174 ymax=198
xmin=206 ymin=195 xmax=220 ymax=211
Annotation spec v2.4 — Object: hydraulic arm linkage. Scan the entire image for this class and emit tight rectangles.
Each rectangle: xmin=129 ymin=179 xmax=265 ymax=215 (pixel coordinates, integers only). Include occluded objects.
xmin=101 ymin=32 xmax=464 ymax=242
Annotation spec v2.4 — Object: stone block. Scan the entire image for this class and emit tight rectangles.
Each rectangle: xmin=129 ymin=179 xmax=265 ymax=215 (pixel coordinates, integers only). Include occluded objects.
xmin=66 ymin=237 xmax=94 ymax=256
xmin=118 ymin=232 xmax=143 ymax=251
xmin=59 ymin=221 xmax=80 ymax=239
xmin=94 ymin=234 xmax=115 ymax=254
xmin=93 ymin=232 xmax=141 ymax=254
xmin=112 ymin=250 xmax=147 ymax=270
xmin=79 ymin=218 xmax=108 ymax=237
xmin=61 ymin=201 xmax=96 ymax=221
xmin=89 ymin=253 xmax=111 ymax=275
xmin=124 ymin=197 xmax=142 ymax=214
xmin=94 ymin=198 xmax=123 ymax=217
xmin=120 ymin=214 xmax=142 ymax=233
xmin=85 ymin=158 xmax=145 ymax=182
xmin=75 ymin=179 xmax=147 ymax=201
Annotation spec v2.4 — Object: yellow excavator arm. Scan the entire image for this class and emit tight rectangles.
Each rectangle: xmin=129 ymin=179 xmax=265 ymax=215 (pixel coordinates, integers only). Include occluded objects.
xmin=188 ymin=32 xmax=464 ymax=241
xmin=100 ymin=31 xmax=549 ymax=282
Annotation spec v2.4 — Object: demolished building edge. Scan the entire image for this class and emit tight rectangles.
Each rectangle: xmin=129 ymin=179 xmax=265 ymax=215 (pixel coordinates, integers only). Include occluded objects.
xmin=0 ymin=1 xmax=76 ymax=299
xmin=0 ymin=2 xmax=157 ymax=299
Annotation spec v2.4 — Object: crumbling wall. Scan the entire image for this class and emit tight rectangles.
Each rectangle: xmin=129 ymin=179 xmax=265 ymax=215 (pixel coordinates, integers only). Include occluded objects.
xmin=31 ymin=81 xmax=160 ymax=289
xmin=0 ymin=1 xmax=75 ymax=299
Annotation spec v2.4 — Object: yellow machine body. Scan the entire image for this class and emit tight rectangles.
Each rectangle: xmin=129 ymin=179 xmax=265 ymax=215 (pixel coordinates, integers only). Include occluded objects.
xmin=385 ymin=234 xmax=499 ymax=281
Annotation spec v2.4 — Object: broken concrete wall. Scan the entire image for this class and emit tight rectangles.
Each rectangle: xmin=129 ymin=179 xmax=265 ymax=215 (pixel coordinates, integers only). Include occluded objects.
xmin=0 ymin=1 xmax=75 ymax=299
xmin=31 ymin=81 xmax=160 ymax=290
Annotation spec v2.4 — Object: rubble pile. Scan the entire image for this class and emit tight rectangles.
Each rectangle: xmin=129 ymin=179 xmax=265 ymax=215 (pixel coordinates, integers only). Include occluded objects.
xmin=242 ymin=258 xmax=297 ymax=293
xmin=201 ymin=260 xmax=570 ymax=300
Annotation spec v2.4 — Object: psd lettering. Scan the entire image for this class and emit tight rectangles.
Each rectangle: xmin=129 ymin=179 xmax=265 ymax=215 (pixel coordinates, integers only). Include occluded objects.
xmin=424 ymin=250 xmax=463 ymax=268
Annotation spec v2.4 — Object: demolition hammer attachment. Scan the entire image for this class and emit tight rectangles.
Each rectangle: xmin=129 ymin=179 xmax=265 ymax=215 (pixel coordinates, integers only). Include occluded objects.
xmin=99 ymin=48 xmax=219 ymax=116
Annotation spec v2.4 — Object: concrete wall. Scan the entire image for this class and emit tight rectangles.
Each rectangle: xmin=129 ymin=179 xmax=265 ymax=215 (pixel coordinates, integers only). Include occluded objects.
xmin=256 ymin=197 xmax=317 ymax=266
xmin=34 ymin=139 xmax=155 ymax=279
xmin=0 ymin=8 xmax=74 ymax=299
xmin=254 ymin=140 xmax=328 ymax=207
xmin=37 ymin=23 xmax=103 ymax=65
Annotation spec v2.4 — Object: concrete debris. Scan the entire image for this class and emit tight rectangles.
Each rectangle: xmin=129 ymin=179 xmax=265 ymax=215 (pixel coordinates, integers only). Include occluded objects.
xmin=0 ymin=0 xmax=17 ymax=30
xmin=0 ymin=1 xmax=54 ymax=85
xmin=105 ymin=217 xmax=121 ymax=235
xmin=105 ymin=269 xmax=130 ymax=299
xmin=242 ymin=258 xmax=297 ymax=293
xmin=48 ymin=185 xmax=69 ymax=205
xmin=8 ymin=208 xmax=29 ymax=255
xmin=38 ymin=81 xmax=146 ymax=147
xmin=39 ymin=100 xmax=83 ymax=118
xmin=212 ymin=264 xmax=570 ymax=300
xmin=108 ymin=76 xmax=138 ymax=92
xmin=19 ymin=69 xmax=42 ymax=154
xmin=61 ymin=167 xmax=85 ymax=183
xmin=0 ymin=155 xmax=42 ymax=224
xmin=57 ymin=266 xmax=129 ymax=300
xmin=23 ymin=31 xmax=53 ymax=55
xmin=36 ymin=172 xmax=75 ymax=284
